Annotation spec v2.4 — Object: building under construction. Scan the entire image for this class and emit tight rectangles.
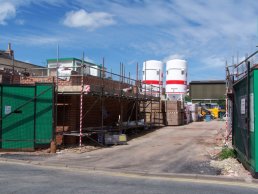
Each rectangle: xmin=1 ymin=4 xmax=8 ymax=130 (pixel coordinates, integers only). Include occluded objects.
xmin=0 ymin=52 xmax=170 ymax=150
xmin=0 ymin=43 xmax=192 ymax=150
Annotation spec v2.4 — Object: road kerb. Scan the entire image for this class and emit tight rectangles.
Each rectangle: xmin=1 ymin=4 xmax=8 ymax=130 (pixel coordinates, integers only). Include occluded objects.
xmin=0 ymin=156 xmax=257 ymax=188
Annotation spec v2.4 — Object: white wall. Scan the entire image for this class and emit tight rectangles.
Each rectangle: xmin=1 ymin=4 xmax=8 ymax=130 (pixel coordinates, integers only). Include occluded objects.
xmin=47 ymin=60 xmax=102 ymax=77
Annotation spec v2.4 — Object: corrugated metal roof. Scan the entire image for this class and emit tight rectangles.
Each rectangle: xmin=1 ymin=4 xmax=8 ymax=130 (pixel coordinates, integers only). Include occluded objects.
xmin=190 ymin=82 xmax=226 ymax=99
xmin=190 ymin=80 xmax=226 ymax=84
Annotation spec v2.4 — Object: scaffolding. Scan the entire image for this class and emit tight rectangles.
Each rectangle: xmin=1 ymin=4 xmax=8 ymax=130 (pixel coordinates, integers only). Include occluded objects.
xmin=225 ymin=50 xmax=258 ymax=143
xmin=24 ymin=61 xmax=163 ymax=147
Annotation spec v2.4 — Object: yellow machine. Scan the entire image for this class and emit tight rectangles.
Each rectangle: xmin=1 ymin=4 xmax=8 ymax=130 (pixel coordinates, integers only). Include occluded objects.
xmin=208 ymin=107 xmax=219 ymax=118
xmin=198 ymin=104 xmax=225 ymax=119
xmin=200 ymin=107 xmax=210 ymax=116
xmin=208 ymin=107 xmax=225 ymax=119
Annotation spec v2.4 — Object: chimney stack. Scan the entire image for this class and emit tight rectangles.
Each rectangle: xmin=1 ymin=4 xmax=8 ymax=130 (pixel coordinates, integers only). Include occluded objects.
xmin=5 ymin=43 xmax=14 ymax=58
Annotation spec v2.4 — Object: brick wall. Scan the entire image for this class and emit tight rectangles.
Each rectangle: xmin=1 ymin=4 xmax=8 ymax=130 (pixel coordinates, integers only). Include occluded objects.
xmin=20 ymin=74 xmax=131 ymax=93
xmin=0 ymin=70 xmax=20 ymax=84
xmin=57 ymin=95 xmax=131 ymax=130
xmin=165 ymin=101 xmax=184 ymax=126
xmin=56 ymin=94 xmax=132 ymax=144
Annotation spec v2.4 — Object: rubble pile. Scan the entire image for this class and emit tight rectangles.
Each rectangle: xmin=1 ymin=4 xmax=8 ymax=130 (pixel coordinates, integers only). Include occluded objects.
xmin=57 ymin=145 xmax=100 ymax=154
xmin=208 ymin=127 xmax=252 ymax=178
xmin=210 ymin=158 xmax=251 ymax=178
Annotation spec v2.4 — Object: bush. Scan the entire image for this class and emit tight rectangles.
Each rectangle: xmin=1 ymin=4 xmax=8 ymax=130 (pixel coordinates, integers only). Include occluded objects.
xmin=218 ymin=147 xmax=236 ymax=160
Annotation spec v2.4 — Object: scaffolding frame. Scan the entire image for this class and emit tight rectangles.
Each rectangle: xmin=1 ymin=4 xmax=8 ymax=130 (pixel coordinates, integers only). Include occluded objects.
xmin=226 ymin=50 xmax=258 ymax=143
xmin=25 ymin=61 xmax=162 ymax=147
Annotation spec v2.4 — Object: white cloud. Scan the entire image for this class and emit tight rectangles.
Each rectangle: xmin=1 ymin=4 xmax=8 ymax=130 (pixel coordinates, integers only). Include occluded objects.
xmin=0 ymin=0 xmax=68 ymax=25
xmin=15 ymin=19 xmax=25 ymax=25
xmin=188 ymin=55 xmax=227 ymax=81
xmin=126 ymin=59 xmax=137 ymax=66
xmin=6 ymin=34 xmax=65 ymax=45
xmin=7 ymin=0 xmax=67 ymax=7
xmin=163 ymin=54 xmax=186 ymax=63
xmin=84 ymin=56 xmax=94 ymax=63
xmin=200 ymin=56 xmax=226 ymax=70
xmin=76 ymin=0 xmax=183 ymax=26
xmin=0 ymin=2 xmax=16 ymax=25
xmin=1 ymin=0 xmax=256 ymax=80
xmin=110 ymin=2 xmax=178 ymax=25
xmin=116 ymin=0 xmax=257 ymax=77
xmin=185 ymin=56 xmax=225 ymax=79
xmin=25 ymin=36 xmax=60 ymax=45
xmin=63 ymin=9 xmax=115 ymax=30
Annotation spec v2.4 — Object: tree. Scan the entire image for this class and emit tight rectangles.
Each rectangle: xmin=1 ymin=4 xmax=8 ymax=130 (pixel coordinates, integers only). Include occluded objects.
xmin=184 ymin=95 xmax=191 ymax=102
xmin=217 ymin=96 xmax=226 ymax=108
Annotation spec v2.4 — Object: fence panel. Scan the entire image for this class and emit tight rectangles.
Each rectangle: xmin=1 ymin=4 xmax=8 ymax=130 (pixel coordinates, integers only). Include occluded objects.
xmin=1 ymin=85 xmax=35 ymax=149
xmin=0 ymin=84 xmax=54 ymax=150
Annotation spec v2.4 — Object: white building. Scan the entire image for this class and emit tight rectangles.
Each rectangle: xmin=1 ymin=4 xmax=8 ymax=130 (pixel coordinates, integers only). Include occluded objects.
xmin=47 ymin=58 xmax=104 ymax=80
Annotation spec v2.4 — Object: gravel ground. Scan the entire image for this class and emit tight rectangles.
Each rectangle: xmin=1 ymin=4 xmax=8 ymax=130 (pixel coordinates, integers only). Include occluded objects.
xmin=56 ymin=145 xmax=101 ymax=154
xmin=36 ymin=121 xmax=226 ymax=175
xmin=210 ymin=158 xmax=252 ymax=179
xmin=208 ymin=123 xmax=253 ymax=179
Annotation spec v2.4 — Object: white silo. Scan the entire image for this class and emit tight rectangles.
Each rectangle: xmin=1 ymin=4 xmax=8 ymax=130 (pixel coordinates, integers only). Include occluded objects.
xmin=142 ymin=60 xmax=163 ymax=96
xmin=166 ymin=59 xmax=187 ymax=100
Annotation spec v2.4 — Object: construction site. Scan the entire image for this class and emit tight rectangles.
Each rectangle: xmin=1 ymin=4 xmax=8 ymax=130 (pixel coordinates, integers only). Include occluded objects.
xmin=1 ymin=1 xmax=258 ymax=192
xmin=0 ymin=45 xmax=191 ymax=150
xmin=1 ymin=43 xmax=258 ymax=179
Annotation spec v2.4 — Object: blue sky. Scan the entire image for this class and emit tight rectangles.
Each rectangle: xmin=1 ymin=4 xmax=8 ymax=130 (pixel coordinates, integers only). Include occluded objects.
xmin=0 ymin=0 xmax=257 ymax=81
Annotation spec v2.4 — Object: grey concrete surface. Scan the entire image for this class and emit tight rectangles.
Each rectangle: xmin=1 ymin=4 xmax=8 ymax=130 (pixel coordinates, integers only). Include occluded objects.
xmin=41 ymin=121 xmax=224 ymax=174
xmin=0 ymin=162 xmax=257 ymax=194
xmin=1 ymin=121 xmax=247 ymax=182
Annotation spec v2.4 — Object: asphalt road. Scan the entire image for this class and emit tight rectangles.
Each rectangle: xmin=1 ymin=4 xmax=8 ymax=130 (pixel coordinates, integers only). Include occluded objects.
xmin=0 ymin=162 xmax=257 ymax=194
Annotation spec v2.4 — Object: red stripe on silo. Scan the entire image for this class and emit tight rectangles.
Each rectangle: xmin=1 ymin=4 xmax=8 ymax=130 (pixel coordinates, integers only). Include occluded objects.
xmin=166 ymin=92 xmax=186 ymax=94
xmin=142 ymin=80 xmax=162 ymax=84
xmin=166 ymin=80 xmax=187 ymax=85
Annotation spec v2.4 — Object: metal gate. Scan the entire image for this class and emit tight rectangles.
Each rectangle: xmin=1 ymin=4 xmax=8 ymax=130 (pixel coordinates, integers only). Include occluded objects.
xmin=233 ymin=76 xmax=250 ymax=159
xmin=233 ymin=66 xmax=258 ymax=177
xmin=0 ymin=83 xmax=54 ymax=150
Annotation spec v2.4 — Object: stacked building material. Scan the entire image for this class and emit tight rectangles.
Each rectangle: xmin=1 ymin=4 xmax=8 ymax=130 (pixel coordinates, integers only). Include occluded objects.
xmin=190 ymin=103 xmax=198 ymax=122
xmin=185 ymin=105 xmax=191 ymax=124
xmin=184 ymin=103 xmax=199 ymax=123
xmin=165 ymin=101 xmax=184 ymax=126
xmin=140 ymin=101 xmax=165 ymax=126
xmin=152 ymin=101 xmax=165 ymax=126
xmin=104 ymin=134 xmax=127 ymax=145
